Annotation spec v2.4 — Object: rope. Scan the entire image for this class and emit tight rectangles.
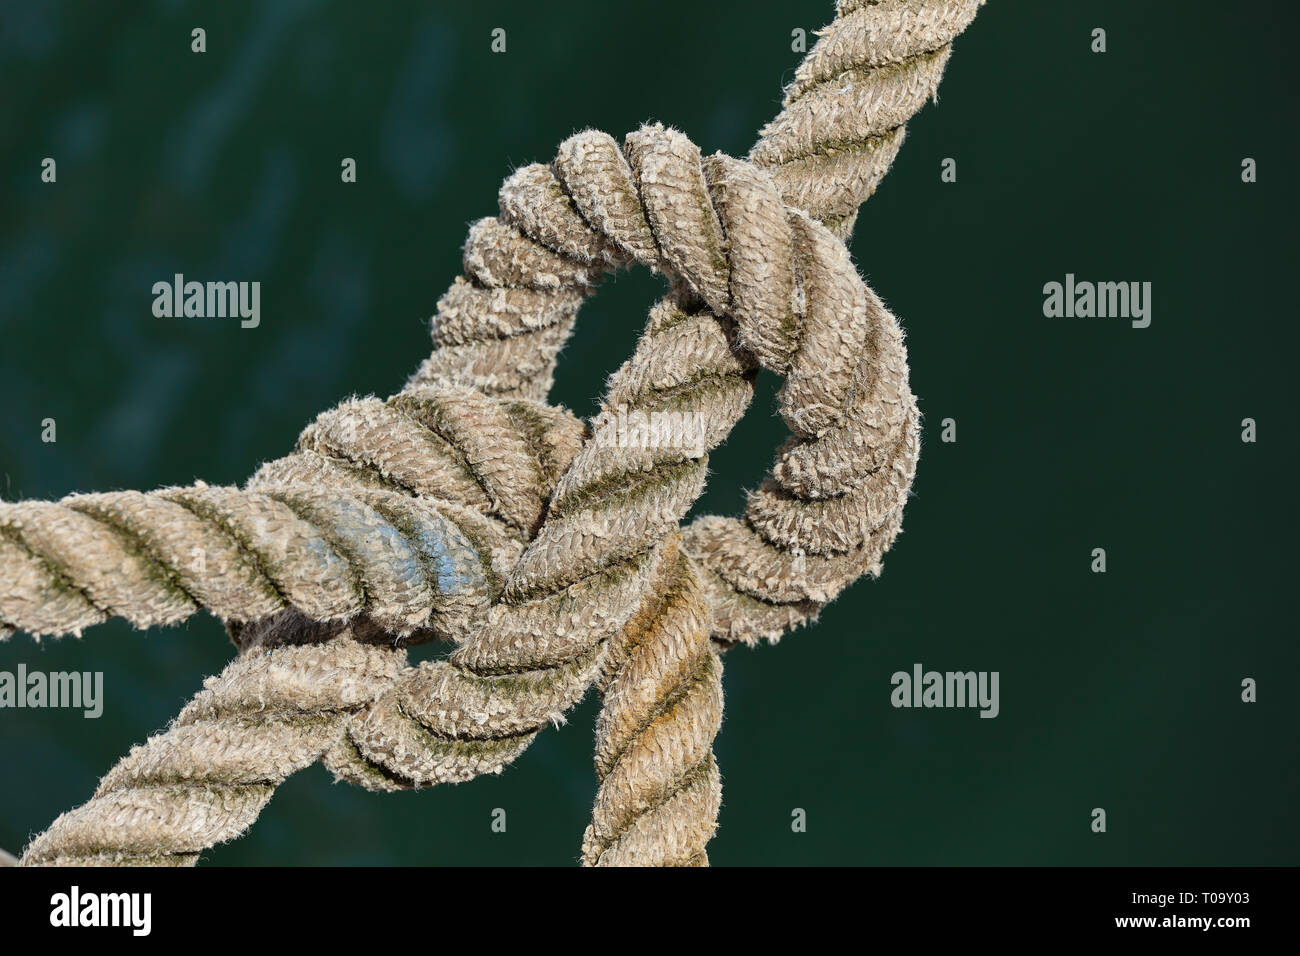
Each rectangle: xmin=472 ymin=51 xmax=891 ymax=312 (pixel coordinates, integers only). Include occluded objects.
xmin=407 ymin=123 xmax=918 ymax=650
xmin=583 ymin=535 xmax=722 ymax=866
xmin=10 ymin=0 xmax=985 ymax=866
xmin=282 ymin=117 xmax=916 ymax=858
xmin=411 ymin=0 xmax=984 ymax=403
xmin=21 ymin=638 xmax=403 ymax=866
xmin=752 ymin=0 xmax=985 ymax=237
xmin=0 ymin=388 xmax=585 ymax=642
xmin=20 ymin=538 xmax=724 ymax=867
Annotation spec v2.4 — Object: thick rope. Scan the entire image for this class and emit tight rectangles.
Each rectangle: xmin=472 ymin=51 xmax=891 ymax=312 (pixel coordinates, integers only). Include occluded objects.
xmin=20 ymin=119 xmax=881 ymax=860
xmin=411 ymin=0 xmax=983 ymax=403
xmin=21 ymin=637 xmax=402 ymax=866
xmin=19 ymin=541 xmax=724 ymax=867
xmin=312 ymin=0 xmax=987 ymax=846
xmin=404 ymin=122 xmax=917 ymax=656
xmin=583 ymin=536 xmax=722 ymax=866
xmin=332 ymin=122 xmax=916 ymax=862
xmin=0 ymin=388 xmax=585 ymax=642
xmin=12 ymin=0 xmax=984 ymax=866
xmin=752 ymin=0 xmax=985 ymax=238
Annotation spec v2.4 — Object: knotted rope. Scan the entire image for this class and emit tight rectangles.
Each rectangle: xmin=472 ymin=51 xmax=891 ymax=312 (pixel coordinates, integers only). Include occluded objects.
xmin=9 ymin=0 xmax=985 ymax=866
xmin=0 ymin=389 xmax=584 ymax=641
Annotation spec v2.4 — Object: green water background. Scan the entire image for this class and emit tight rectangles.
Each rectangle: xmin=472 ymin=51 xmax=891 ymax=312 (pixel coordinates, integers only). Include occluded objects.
xmin=1 ymin=0 xmax=1296 ymax=865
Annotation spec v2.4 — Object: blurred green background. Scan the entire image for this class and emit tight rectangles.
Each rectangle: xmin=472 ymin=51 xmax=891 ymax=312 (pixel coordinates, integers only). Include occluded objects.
xmin=1 ymin=0 xmax=1296 ymax=865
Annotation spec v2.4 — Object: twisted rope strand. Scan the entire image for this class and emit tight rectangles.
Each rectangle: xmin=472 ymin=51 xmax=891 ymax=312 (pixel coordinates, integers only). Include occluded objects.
xmin=351 ymin=0 xmax=987 ymax=834
xmin=583 ymin=536 xmax=722 ymax=866
xmin=11 ymin=0 xmax=987 ymax=867
xmin=20 ymin=637 xmax=402 ymax=866
xmin=17 ymin=113 xmax=926 ymax=863
xmin=332 ymin=122 xmax=917 ymax=849
xmin=0 ymin=388 xmax=585 ymax=642
xmin=751 ymin=0 xmax=985 ymax=237
xmin=410 ymin=0 xmax=983 ymax=406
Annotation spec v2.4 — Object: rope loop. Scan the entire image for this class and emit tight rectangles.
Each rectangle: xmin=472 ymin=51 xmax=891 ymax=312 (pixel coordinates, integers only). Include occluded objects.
xmin=417 ymin=122 xmax=918 ymax=644
xmin=9 ymin=0 xmax=990 ymax=867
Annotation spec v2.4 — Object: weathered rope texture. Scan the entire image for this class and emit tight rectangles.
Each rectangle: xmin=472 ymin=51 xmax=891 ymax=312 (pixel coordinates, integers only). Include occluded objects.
xmin=333 ymin=1 xmax=985 ymax=845
xmin=407 ymin=121 xmax=918 ymax=656
xmin=0 ymin=388 xmax=585 ymax=642
xmin=21 ymin=637 xmax=401 ymax=866
xmin=583 ymin=536 xmax=722 ymax=866
xmin=412 ymin=0 xmax=983 ymax=403
xmin=17 ymin=540 xmax=724 ymax=867
xmin=339 ymin=120 xmax=918 ymax=851
xmin=752 ymin=0 xmax=985 ymax=238
xmin=11 ymin=0 xmax=986 ymax=867
xmin=234 ymin=0 xmax=977 ymax=849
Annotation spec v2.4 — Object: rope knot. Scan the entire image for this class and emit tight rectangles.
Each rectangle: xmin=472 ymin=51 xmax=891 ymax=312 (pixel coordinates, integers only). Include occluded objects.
xmin=8 ymin=0 xmax=991 ymax=867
